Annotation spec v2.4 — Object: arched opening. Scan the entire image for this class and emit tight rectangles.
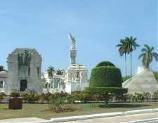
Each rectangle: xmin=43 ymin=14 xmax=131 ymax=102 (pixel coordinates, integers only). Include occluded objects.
xmin=20 ymin=80 xmax=27 ymax=91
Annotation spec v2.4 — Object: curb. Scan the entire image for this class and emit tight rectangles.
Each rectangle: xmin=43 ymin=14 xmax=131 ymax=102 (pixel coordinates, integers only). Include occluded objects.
xmin=120 ymin=117 xmax=158 ymax=123
xmin=50 ymin=112 xmax=124 ymax=122
xmin=125 ymin=108 xmax=158 ymax=115
xmin=45 ymin=108 xmax=158 ymax=123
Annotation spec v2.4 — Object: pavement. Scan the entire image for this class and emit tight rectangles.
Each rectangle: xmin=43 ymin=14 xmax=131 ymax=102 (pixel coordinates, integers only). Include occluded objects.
xmin=63 ymin=112 xmax=158 ymax=123
xmin=0 ymin=110 xmax=158 ymax=123
xmin=0 ymin=117 xmax=48 ymax=123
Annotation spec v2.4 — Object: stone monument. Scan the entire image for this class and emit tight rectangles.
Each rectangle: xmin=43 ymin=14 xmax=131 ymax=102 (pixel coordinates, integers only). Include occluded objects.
xmin=122 ymin=67 xmax=158 ymax=94
xmin=69 ymin=34 xmax=77 ymax=64
xmin=65 ymin=34 xmax=89 ymax=93
xmin=5 ymin=48 xmax=43 ymax=94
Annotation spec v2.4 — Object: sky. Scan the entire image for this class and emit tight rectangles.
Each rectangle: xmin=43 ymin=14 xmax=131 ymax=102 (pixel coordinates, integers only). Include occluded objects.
xmin=0 ymin=0 xmax=157 ymax=77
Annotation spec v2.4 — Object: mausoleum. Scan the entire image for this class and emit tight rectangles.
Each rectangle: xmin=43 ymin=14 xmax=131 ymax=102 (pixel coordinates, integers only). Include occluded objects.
xmin=5 ymin=48 xmax=43 ymax=94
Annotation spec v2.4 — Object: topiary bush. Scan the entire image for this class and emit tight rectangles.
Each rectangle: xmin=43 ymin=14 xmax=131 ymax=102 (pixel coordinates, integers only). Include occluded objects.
xmin=96 ymin=61 xmax=115 ymax=67
xmin=87 ymin=61 xmax=127 ymax=106
xmin=90 ymin=67 xmax=122 ymax=87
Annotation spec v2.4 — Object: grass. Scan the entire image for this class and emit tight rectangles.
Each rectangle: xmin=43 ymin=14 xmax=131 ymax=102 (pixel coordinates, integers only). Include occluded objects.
xmin=0 ymin=102 xmax=158 ymax=120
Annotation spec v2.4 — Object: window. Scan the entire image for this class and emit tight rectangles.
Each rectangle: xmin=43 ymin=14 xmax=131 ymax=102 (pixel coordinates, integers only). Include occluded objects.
xmin=0 ymin=81 xmax=3 ymax=88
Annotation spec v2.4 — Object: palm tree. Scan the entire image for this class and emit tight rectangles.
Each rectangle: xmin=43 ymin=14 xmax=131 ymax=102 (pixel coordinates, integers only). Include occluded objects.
xmin=47 ymin=66 xmax=55 ymax=78
xmin=125 ymin=36 xmax=139 ymax=76
xmin=116 ymin=39 xmax=128 ymax=76
xmin=138 ymin=45 xmax=158 ymax=69
xmin=56 ymin=69 xmax=64 ymax=75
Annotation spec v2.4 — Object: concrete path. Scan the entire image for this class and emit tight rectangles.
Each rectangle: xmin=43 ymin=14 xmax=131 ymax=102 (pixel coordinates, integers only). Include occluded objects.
xmin=0 ymin=117 xmax=47 ymax=123
xmin=63 ymin=112 xmax=158 ymax=123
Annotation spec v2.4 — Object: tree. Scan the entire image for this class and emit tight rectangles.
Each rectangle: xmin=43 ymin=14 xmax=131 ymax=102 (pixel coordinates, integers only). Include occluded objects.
xmin=125 ymin=36 xmax=139 ymax=76
xmin=56 ymin=69 xmax=64 ymax=75
xmin=138 ymin=45 xmax=158 ymax=69
xmin=116 ymin=39 xmax=128 ymax=76
xmin=47 ymin=66 xmax=55 ymax=78
xmin=87 ymin=61 xmax=127 ymax=106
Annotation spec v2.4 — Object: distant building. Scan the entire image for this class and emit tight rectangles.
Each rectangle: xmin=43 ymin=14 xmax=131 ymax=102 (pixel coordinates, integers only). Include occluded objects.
xmin=43 ymin=71 xmax=65 ymax=93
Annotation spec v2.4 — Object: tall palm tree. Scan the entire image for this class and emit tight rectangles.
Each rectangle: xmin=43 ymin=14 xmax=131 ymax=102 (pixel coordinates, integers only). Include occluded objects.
xmin=125 ymin=36 xmax=139 ymax=76
xmin=116 ymin=39 xmax=128 ymax=76
xmin=138 ymin=45 xmax=158 ymax=69
xmin=47 ymin=66 xmax=55 ymax=78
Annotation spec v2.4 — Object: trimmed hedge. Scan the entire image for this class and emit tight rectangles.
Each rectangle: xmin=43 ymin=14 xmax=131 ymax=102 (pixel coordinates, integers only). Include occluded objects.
xmin=86 ymin=87 xmax=127 ymax=95
xmin=96 ymin=61 xmax=115 ymax=67
xmin=90 ymin=66 xmax=122 ymax=87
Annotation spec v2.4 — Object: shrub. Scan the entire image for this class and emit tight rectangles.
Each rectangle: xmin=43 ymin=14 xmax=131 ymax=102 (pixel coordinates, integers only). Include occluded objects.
xmin=87 ymin=61 xmax=127 ymax=106
xmin=123 ymin=94 xmax=133 ymax=102
xmin=0 ymin=92 xmax=6 ymax=102
xmin=66 ymin=94 xmax=76 ymax=104
xmin=86 ymin=87 xmax=127 ymax=95
xmin=48 ymin=92 xmax=71 ymax=112
xmin=143 ymin=92 xmax=151 ymax=101
xmin=134 ymin=93 xmax=144 ymax=102
xmin=71 ymin=91 xmax=92 ymax=103
xmin=26 ymin=93 xmax=40 ymax=103
xmin=90 ymin=66 xmax=122 ymax=87
xmin=22 ymin=93 xmax=29 ymax=103
xmin=96 ymin=61 xmax=115 ymax=67
xmin=10 ymin=90 xmax=20 ymax=98
xmin=153 ymin=91 xmax=158 ymax=101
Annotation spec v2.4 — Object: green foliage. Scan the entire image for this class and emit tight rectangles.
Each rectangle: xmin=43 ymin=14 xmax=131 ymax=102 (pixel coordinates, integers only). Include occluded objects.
xmin=154 ymin=72 xmax=158 ymax=84
xmin=10 ymin=90 xmax=20 ymax=98
xmin=86 ymin=87 xmax=127 ymax=95
xmin=153 ymin=91 xmax=158 ymax=101
xmin=90 ymin=66 xmax=122 ymax=87
xmin=56 ymin=69 xmax=64 ymax=75
xmin=40 ymin=93 xmax=52 ymax=103
xmin=138 ymin=45 xmax=158 ymax=69
xmin=143 ymin=92 xmax=151 ymax=101
xmin=22 ymin=93 xmax=29 ymax=102
xmin=71 ymin=91 xmax=91 ymax=103
xmin=88 ymin=61 xmax=127 ymax=106
xmin=47 ymin=66 xmax=55 ymax=78
xmin=122 ymin=76 xmax=132 ymax=82
xmin=96 ymin=61 xmax=115 ymax=67
xmin=27 ymin=94 xmax=40 ymax=103
xmin=22 ymin=93 xmax=40 ymax=103
xmin=0 ymin=92 xmax=6 ymax=102
xmin=123 ymin=92 xmax=153 ymax=102
xmin=48 ymin=92 xmax=71 ymax=112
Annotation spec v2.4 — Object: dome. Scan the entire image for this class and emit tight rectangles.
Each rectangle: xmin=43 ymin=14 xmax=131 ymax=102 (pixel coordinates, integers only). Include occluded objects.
xmin=0 ymin=71 xmax=8 ymax=78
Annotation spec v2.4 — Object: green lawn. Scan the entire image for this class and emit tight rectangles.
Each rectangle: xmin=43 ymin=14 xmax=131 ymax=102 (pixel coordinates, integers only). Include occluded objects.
xmin=0 ymin=102 xmax=158 ymax=120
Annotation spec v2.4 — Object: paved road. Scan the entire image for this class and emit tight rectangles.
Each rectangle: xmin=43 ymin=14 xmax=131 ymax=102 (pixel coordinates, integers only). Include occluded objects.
xmin=0 ymin=117 xmax=47 ymax=123
xmin=63 ymin=112 xmax=158 ymax=123
xmin=0 ymin=112 xmax=157 ymax=123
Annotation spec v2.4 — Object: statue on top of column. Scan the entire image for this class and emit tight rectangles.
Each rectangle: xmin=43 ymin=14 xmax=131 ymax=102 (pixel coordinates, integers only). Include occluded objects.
xmin=68 ymin=34 xmax=76 ymax=50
